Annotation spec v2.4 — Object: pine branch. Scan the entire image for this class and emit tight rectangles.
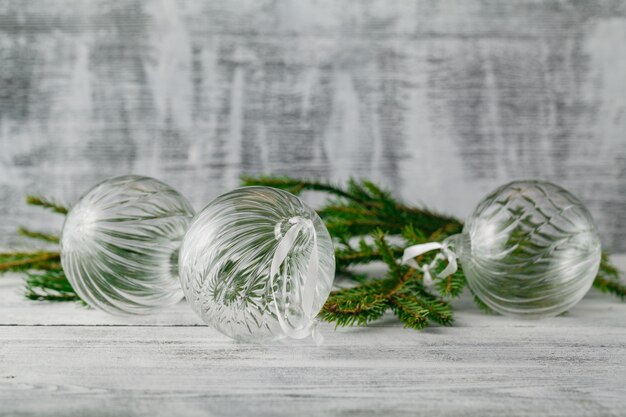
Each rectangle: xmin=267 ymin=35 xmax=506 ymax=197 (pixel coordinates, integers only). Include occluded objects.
xmin=436 ymin=270 xmax=466 ymax=298
xmin=593 ymin=253 xmax=626 ymax=300
xmin=240 ymin=176 xmax=358 ymax=202
xmin=319 ymin=280 xmax=391 ymax=327
xmin=389 ymin=294 xmax=430 ymax=329
xmin=0 ymin=195 xmax=72 ymax=301
xmin=333 ymin=233 xmax=412 ymax=274
xmin=26 ymin=195 xmax=69 ymax=215
xmin=335 ymin=240 xmax=382 ymax=270
xmin=390 ymin=291 xmax=453 ymax=329
xmin=400 ymin=279 xmax=454 ymax=325
xmin=593 ymin=278 xmax=626 ymax=300
xmin=0 ymin=251 xmax=61 ymax=272
xmin=23 ymin=269 xmax=83 ymax=303
xmin=470 ymin=289 xmax=493 ymax=313
xmin=320 ymin=231 xmax=454 ymax=330
xmin=336 ymin=270 xmax=370 ymax=284
xmin=243 ymin=176 xmax=461 ymax=236
xmin=17 ymin=227 xmax=60 ymax=244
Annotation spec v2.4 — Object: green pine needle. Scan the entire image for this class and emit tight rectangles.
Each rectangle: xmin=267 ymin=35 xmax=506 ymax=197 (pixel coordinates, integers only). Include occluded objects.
xmin=319 ymin=280 xmax=391 ymax=327
xmin=470 ymin=290 xmax=494 ymax=313
xmin=436 ymin=270 xmax=467 ymax=298
xmin=23 ymin=269 xmax=83 ymax=303
xmin=0 ymin=251 xmax=61 ymax=272
xmin=390 ymin=293 xmax=455 ymax=329
xmin=320 ymin=232 xmax=455 ymax=329
xmin=592 ymin=253 xmax=626 ymax=300
xmin=17 ymin=227 xmax=60 ymax=244
xmin=26 ymin=195 xmax=69 ymax=215
xmin=389 ymin=294 xmax=431 ymax=329
xmin=240 ymin=176 xmax=357 ymax=202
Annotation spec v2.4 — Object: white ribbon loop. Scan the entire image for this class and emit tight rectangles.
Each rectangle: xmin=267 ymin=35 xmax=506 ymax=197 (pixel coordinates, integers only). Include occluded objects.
xmin=402 ymin=242 xmax=444 ymax=268
xmin=269 ymin=216 xmax=323 ymax=345
xmin=401 ymin=241 xmax=458 ymax=287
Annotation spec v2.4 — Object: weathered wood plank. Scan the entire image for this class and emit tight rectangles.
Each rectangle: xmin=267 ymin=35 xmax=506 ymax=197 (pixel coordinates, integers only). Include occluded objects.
xmin=0 ymin=256 xmax=625 ymax=416
xmin=2 ymin=315 xmax=626 ymax=417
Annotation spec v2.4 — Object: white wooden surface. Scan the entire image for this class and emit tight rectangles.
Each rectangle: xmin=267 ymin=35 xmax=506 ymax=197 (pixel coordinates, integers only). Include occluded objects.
xmin=0 ymin=256 xmax=625 ymax=417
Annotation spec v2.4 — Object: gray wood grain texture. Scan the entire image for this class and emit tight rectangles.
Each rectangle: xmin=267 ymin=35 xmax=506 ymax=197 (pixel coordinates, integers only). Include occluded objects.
xmin=1 ymin=0 xmax=625 ymax=251
xmin=1 ymin=255 xmax=626 ymax=417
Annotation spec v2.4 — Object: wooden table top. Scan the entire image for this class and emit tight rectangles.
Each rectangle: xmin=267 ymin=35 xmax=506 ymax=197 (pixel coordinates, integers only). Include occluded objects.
xmin=2 ymin=256 xmax=626 ymax=417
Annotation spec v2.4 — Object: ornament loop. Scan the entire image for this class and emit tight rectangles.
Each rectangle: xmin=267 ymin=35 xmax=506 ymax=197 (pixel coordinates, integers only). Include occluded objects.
xmin=269 ymin=216 xmax=323 ymax=345
xmin=401 ymin=240 xmax=458 ymax=287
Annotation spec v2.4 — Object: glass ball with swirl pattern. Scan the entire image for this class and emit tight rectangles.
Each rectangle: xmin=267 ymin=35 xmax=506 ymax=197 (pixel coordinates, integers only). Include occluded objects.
xmin=449 ymin=180 xmax=601 ymax=319
xmin=178 ymin=186 xmax=335 ymax=343
xmin=60 ymin=175 xmax=195 ymax=315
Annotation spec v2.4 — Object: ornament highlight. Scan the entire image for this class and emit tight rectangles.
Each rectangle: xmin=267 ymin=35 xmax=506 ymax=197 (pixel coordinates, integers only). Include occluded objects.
xmin=179 ymin=186 xmax=335 ymax=344
xmin=61 ymin=175 xmax=195 ymax=315
xmin=403 ymin=180 xmax=601 ymax=319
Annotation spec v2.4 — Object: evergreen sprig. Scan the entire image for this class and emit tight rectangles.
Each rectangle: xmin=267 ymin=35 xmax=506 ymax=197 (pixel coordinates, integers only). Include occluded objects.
xmin=17 ymin=227 xmax=60 ymax=244
xmin=319 ymin=230 xmax=453 ymax=329
xmin=0 ymin=251 xmax=61 ymax=272
xmin=25 ymin=195 xmax=69 ymax=215
xmin=592 ymin=253 xmax=626 ymax=300
xmin=24 ymin=269 xmax=84 ymax=303
xmin=0 ymin=176 xmax=623 ymax=332
xmin=0 ymin=196 xmax=67 ymax=299
xmin=241 ymin=176 xmax=461 ymax=239
xmin=243 ymin=176 xmax=625 ymax=328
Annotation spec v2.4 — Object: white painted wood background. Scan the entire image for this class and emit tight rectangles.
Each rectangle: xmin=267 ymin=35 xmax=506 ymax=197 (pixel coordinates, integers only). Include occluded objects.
xmin=1 ymin=255 xmax=626 ymax=417
xmin=0 ymin=0 xmax=625 ymax=252
xmin=1 ymin=1 xmax=626 ymax=415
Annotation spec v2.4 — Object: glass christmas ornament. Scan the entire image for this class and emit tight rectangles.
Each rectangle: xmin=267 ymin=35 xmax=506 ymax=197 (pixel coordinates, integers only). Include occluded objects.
xmin=179 ymin=186 xmax=335 ymax=344
xmin=61 ymin=175 xmax=195 ymax=315
xmin=403 ymin=180 xmax=601 ymax=319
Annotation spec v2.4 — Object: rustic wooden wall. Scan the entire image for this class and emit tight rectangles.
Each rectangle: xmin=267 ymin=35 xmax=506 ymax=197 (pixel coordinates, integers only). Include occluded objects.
xmin=0 ymin=0 xmax=625 ymax=250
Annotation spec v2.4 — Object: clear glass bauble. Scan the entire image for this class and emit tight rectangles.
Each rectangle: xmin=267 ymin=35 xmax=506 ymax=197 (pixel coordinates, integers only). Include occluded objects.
xmin=179 ymin=186 xmax=335 ymax=343
xmin=446 ymin=180 xmax=601 ymax=319
xmin=60 ymin=175 xmax=195 ymax=315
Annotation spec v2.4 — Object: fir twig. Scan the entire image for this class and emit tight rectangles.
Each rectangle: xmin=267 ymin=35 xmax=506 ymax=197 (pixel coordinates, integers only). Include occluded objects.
xmin=243 ymin=175 xmax=461 ymax=236
xmin=0 ymin=251 xmax=61 ymax=272
xmin=319 ymin=280 xmax=391 ymax=327
xmin=240 ymin=176 xmax=358 ymax=202
xmin=593 ymin=253 xmax=626 ymax=300
xmin=26 ymin=195 xmax=69 ymax=215
xmin=334 ymin=243 xmax=403 ymax=272
xmin=319 ymin=231 xmax=453 ymax=330
xmin=470 ymin=289 xmax=493 ymax=313
xmin=23 ymin=269 xmax=83 ymax=303
xmin=390 ymin=293 xmax=453 ymax=329
xmin=17 ymin=227 xmax=60 ymax=244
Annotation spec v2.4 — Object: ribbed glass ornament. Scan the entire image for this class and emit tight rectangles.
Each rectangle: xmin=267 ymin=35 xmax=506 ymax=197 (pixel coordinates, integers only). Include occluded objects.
xmin=179 ymin=186 xmax=335 ymax=343
xmin=61 ymin=175 xmax=195 ymax=315
xmin=446 ymin=180 xmax=601 ymax=319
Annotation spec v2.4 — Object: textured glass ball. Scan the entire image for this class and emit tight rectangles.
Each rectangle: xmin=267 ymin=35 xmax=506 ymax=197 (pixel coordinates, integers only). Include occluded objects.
xmin=61 ymin=175 xmax=195 ymax=315
xmin=452 ymin=180 xmax=601 ymax=319
xmin=179 ymin=186 xmax=335 ymax=343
